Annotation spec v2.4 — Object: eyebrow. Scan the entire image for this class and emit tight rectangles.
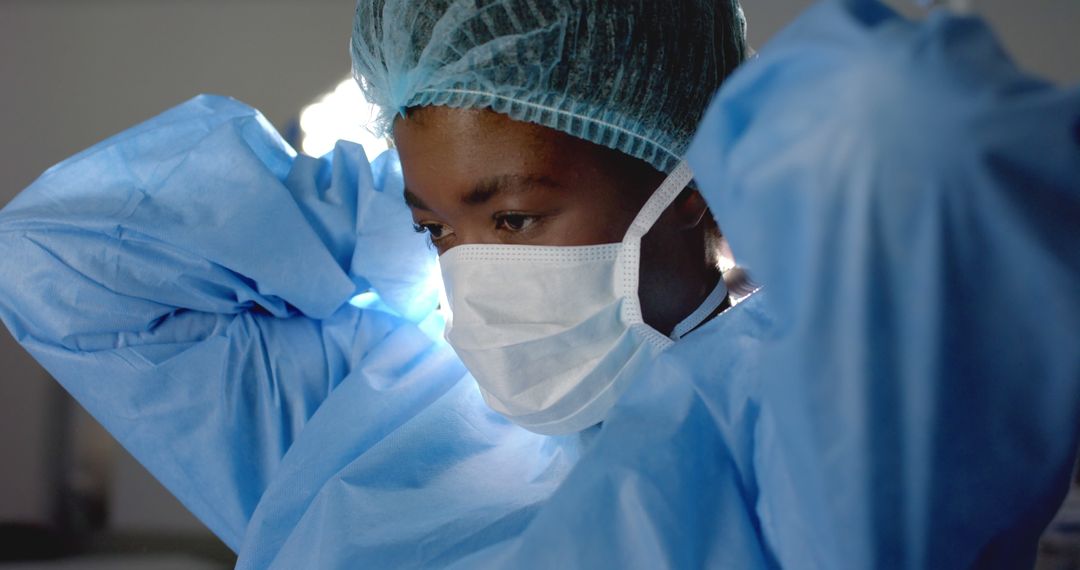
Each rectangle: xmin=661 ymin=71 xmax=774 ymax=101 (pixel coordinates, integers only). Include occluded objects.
xmin=403 ymin=187 xmax=431 ymax=211
xmin=403 ymin=174 xmax=561 ymax=211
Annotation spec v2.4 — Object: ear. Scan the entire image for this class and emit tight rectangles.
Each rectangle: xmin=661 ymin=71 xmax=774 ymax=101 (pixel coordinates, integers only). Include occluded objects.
xmin=673 ymin=189 xmax=711 ymax=230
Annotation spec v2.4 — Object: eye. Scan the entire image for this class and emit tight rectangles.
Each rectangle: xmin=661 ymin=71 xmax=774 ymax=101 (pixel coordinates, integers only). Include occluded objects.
xmin=494 ymin=213 xmax=538 ymax=233
xmin=413 ymin=222 xmax=453 ymax=241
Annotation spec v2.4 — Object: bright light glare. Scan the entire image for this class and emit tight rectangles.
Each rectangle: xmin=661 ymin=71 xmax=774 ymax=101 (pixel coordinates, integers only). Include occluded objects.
xmin=300 ymin=77 xmax=389 ymax=160
xmin=348 ymin=291 xmax=381 ymax=309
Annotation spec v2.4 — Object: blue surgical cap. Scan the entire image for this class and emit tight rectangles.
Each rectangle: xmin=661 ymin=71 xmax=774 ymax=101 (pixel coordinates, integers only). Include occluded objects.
xmin=351 ymin=0 xmax=748 ymax=175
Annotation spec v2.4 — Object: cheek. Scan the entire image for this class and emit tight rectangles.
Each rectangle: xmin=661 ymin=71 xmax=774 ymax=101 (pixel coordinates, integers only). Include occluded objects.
xmin=547 ymin=200 xmax=638 ymax=245
xmin=552 ymin=207 xmax=630 ymax=245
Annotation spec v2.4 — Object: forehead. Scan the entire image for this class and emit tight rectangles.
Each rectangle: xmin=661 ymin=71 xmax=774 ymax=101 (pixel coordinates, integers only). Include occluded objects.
xmin=393 ymin=107 xmax=573 ymax=188
xmin=392 ymin=106 xmax=662 ymax=211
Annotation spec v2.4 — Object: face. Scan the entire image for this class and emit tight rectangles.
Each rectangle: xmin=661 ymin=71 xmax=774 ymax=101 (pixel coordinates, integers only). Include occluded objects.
xmin=394 ymin=106 xmax=721 ymax=335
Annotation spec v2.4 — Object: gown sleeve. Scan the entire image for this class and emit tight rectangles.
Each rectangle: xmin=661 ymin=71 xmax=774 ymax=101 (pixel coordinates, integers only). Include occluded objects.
xmin=687 ymin=2 xmax=1080 ymax=568
xmin=0 ymin=94 xmax=441 ymax=551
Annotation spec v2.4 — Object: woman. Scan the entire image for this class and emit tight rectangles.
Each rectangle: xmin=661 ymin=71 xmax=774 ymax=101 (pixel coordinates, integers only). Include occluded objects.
xmin=1 ymin=0 xmax=1078 ymax=568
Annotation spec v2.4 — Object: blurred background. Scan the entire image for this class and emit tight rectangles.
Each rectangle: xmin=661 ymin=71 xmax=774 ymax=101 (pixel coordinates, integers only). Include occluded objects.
xmin=0 ymin=0 xmax=1078 ymax=568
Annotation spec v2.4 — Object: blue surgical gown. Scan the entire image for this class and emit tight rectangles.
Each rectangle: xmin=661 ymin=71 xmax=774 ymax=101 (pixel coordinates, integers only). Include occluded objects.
xmin=1 ymin=2 xmax=1078 ymax=568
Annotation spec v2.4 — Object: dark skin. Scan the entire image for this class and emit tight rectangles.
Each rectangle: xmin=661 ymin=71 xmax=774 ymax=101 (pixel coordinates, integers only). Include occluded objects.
xmin=394 ymin=106 xmax=726 ymax=336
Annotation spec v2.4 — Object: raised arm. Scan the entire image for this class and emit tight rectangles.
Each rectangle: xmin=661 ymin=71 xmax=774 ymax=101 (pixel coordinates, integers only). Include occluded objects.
xmin=688 ymin=3 xmax=1080 ymax=568
xmin=0 ymin=95 xmax=441 ymax=550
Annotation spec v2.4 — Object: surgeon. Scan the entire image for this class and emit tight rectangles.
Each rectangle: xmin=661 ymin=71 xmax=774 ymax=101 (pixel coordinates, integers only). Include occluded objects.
xmin=2 ymin=0 xmax=1079 ymax=568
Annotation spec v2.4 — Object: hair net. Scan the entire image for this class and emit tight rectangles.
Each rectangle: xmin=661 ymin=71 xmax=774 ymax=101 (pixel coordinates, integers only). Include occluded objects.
xmin=351 ymin=0 xmax=748 ymax=175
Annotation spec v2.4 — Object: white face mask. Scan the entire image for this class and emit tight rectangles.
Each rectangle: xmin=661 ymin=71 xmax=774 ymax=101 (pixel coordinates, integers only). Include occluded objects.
xmin=438 ymin=161 xmax=727 ymax=435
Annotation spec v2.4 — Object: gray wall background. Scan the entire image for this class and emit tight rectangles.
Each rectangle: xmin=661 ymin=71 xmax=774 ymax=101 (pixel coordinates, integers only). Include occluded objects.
xmin=0 ymin=0 xmax=1077 ymax=551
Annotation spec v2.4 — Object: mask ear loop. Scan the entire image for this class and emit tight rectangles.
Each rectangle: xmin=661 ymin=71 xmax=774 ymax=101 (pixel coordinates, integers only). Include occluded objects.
xmin=624 ymin=161 xmax=696 ymax=241
xmin=615 ymin=161 xmax=695 ymax=328
xmin=670 ymin=277 xmax=729 ymax=341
